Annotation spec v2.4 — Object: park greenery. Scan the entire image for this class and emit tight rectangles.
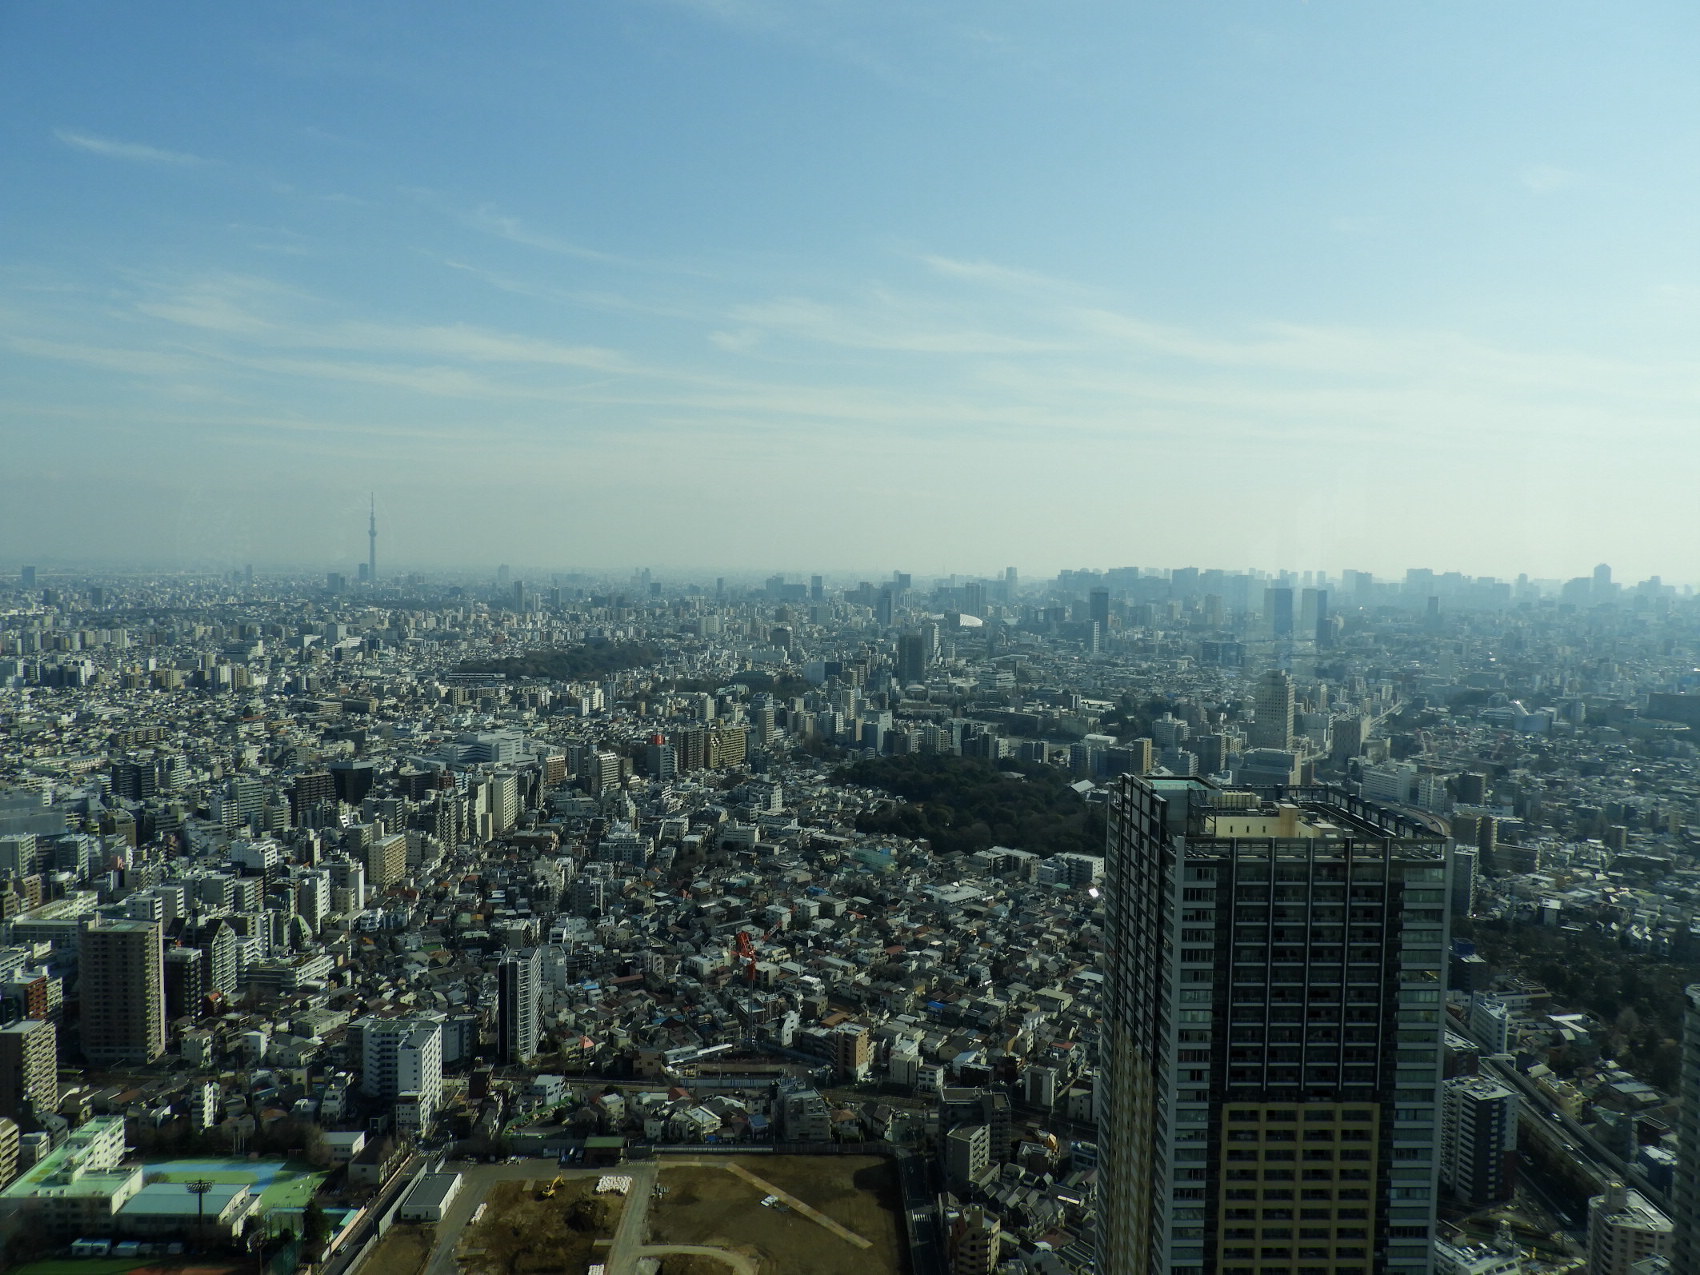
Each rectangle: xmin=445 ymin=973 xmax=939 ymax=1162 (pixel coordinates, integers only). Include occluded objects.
xmin=457 ymin=641 xmax=663 ymax=682
xmin=836 ymin=754 xmax=1106 ymax=858
xmin=1461 ymin=916 xmax=1695 ymax=1090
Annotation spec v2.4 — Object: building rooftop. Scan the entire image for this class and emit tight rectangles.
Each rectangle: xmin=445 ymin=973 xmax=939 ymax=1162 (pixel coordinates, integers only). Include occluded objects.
xmin=1142 ymin=776 xmax=1449 ymax=853
xmin=119 ymin=1181 xmax=250 ymax=1215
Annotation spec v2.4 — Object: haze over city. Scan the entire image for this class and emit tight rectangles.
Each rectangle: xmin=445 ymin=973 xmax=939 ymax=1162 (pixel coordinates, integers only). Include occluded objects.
xmin=4 ymin=2 xmax=1698 ymax=579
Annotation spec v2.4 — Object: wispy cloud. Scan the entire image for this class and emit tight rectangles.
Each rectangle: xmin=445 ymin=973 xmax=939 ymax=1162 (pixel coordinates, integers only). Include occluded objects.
xmin=728 ymin=295 xmax=1064 ymax=355
xmin=122 ymin=272 xmax=631 ymax=372
xmin=1519 ymin=164 xmax=1579 ymax=195
xmin=920 ymin=254 xmax=1084 ymax=296
xmin=462 ymin=204 xmax=618 ymax=263
xmin=54 ymin=128 xmax=207 ymax=166
xmin=7 ymin=253 xmax=1698 ymax=485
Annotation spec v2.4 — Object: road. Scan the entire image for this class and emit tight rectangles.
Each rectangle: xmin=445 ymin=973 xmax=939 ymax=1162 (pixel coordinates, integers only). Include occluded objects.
xmin=1478 ymin=1052 xmax=1665 ymax=1209
xmin=1516 ymin=1151 xmax=1586 ymax=1240
xmin=323 ymin=1152 xmax=421 ymax=1275
xmin=1455 ymin=1005 xmax=1668 ymax=1214
xmin=895 ymin=1148 xmax=945 ymax=1275
xmin=603 ymin=1160 xmax=659 ymax=1275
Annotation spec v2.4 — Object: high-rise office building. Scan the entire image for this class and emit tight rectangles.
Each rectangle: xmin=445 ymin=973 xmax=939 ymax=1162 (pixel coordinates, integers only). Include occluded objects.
xmin=877 ymin=587 xmax=896 ymax=628
xmin=80 ymin=918 xmax=166 ymax=1065
xmin=328 ymin=759 xmax=377 ymax=806
xmin=898 ymin=632 xmax=928 ymax=685
xmin=1099 ymin=775 xmax=1449 ymax=1275
xmin=1090 ymin=588 xmax=1112 ymax=632
xmin=497 ymin=948 xmax=541 ymax=1064
xmin=1247 ymin=670 xmax=1296 ymax=752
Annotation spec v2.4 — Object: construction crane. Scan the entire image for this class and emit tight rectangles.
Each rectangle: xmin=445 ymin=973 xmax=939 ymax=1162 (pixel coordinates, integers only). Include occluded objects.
xmin=734 ymin=930 xmax=757 ymax=985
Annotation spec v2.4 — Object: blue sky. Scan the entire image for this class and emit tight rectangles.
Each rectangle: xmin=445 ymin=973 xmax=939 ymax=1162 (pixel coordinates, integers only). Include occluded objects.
xmin=3 ymin=2 xmax=1697 ymax=582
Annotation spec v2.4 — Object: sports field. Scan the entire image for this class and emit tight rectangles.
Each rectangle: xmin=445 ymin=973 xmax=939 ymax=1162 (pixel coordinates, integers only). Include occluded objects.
xmin=145 ymin=1157 xmax=326 ymax=1211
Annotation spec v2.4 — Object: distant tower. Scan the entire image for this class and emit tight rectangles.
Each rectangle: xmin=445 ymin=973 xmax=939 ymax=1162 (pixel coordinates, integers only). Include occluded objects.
xmin=1248 ymin=668 xmax=1296 ymax=751
xmin=367 ymin=495 xmax=377 ymax=584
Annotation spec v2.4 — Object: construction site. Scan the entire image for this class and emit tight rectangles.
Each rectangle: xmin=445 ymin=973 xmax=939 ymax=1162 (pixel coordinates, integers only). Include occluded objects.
xmin=354 ymin=1152 xmax=908 ymax=1275
xmin=366 ymin=1175 xmax=626 ymax=1275
xmin=648 ymin=1155 xmax=906 ymax=1275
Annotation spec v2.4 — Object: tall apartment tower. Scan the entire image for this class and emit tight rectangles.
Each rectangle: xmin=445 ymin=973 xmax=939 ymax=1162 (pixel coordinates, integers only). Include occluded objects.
xmin=80 ymin=918 xmax=166 ymax=1064
xmin=0 ymin=1019 xmax=57 ymax=1120
xmin=360 ymin=1015 xmax=443 ymax=1131
xmin=1099 ymin=775 xmax=1449 ymax=1275
xmin=1438 ymin=1075 xmax=1517 ymax=1207
xmin=497 ymin=948 xmax=541 ymax=1064
xmin=1247 ymin=670 xmax=1296 ymax=752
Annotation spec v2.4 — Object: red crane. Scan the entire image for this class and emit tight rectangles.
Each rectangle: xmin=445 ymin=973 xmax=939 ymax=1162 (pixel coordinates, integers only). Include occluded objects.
xmin=734 ymin=930 xmax=757 ymax=984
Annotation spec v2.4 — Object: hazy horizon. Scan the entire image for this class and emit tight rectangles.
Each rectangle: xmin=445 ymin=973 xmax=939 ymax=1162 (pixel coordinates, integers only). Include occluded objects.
xmin=3 ymin=553 xmax=1683 ymax=594
xmin=4 ymin=3 xmax=1697 ymax=581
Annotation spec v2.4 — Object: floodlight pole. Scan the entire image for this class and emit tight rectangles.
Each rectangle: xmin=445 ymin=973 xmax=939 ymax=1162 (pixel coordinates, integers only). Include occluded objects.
xmin=187 ymin=1178 xmax=213 ymax=1248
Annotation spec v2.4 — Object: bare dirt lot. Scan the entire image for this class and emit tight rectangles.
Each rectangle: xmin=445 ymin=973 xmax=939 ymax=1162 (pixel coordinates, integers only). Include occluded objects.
xmin=363 ymin=1224 xmax=435 ymax=1275
xmin=652 ymin=1156 xmax=906 ymax=1275
xmin=456 ymin=1178 xmax=625 ymax=1275
xmin=655 ymin=1257 xmax=741 ymax=1275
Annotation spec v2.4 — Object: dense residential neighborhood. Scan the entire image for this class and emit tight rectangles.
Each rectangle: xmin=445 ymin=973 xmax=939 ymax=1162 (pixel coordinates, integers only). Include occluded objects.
xmin=2 ymin=563 xmax=1700 ymax=1272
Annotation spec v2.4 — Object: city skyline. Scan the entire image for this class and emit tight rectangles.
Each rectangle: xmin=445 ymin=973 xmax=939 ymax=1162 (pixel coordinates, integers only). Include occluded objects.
xmin=5 ymin=506 xmax=1700 ymax=1268
xmin=3 ymin=552 xmax=1690 ymax=597
xmin=4 ymin=3 xmax=1699 ymax=579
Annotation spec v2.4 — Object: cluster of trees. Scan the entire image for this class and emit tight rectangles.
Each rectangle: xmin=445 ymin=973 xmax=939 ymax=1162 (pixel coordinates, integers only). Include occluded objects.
xmin=1461 ymin=917 xmax=1694 ymax=1090
xmin=457 ymin=640 xmax=663 ymax=682
xmin=127 ymin=1114 xmax=339 ymax=1167
xmin=836 ymin=754 xmax=1105 ymax=858
xmin=1092 ymin=692 xmax=1174 ymax=742
xmin=671 ymin=670 xmax=814 ymax=699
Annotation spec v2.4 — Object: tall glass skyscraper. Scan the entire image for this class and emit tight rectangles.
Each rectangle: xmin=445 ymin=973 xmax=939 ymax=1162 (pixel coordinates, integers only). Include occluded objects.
xmin=1099 ymin=775 xmax=1450 ymax=1275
